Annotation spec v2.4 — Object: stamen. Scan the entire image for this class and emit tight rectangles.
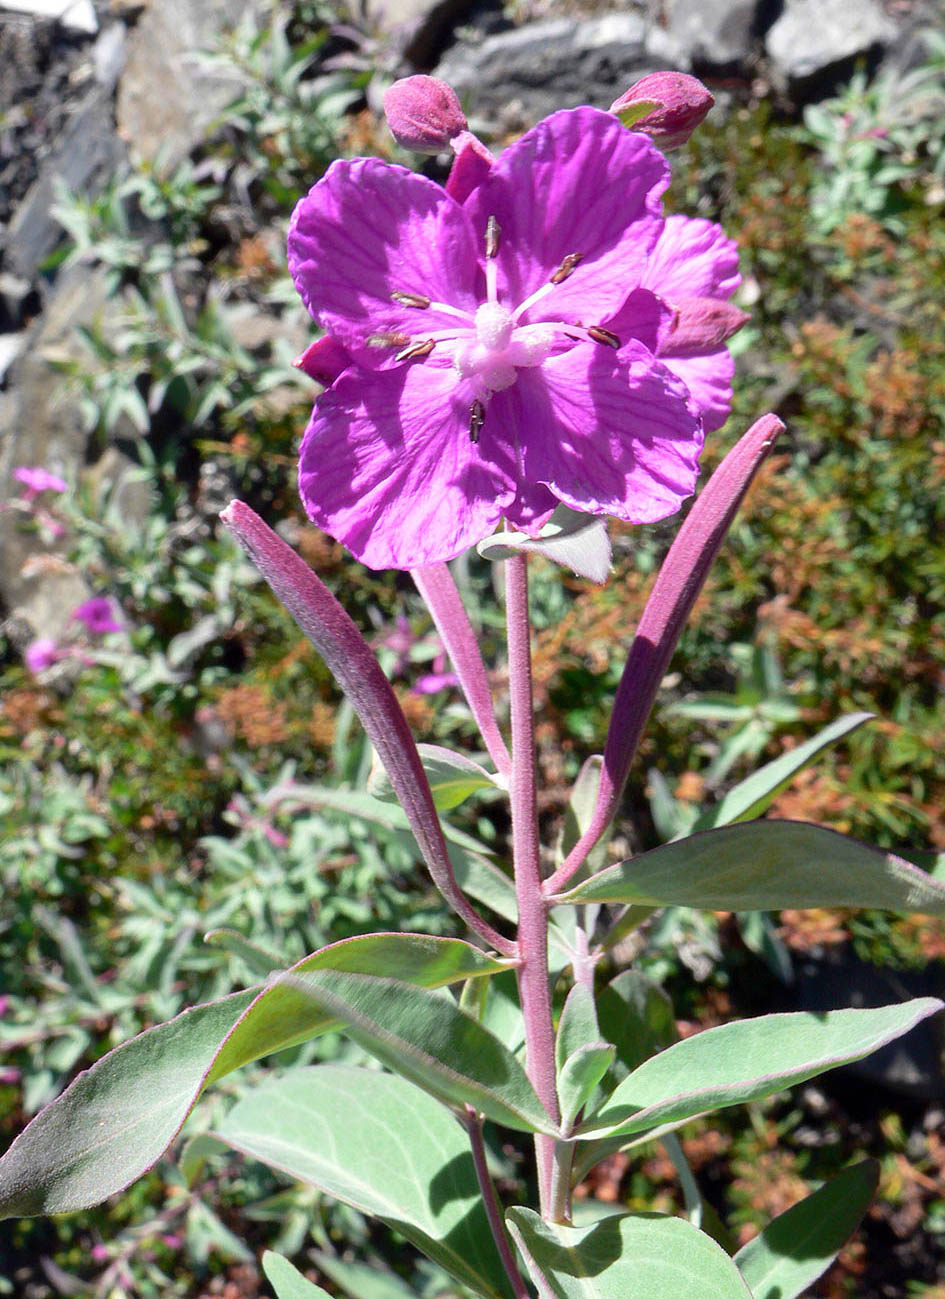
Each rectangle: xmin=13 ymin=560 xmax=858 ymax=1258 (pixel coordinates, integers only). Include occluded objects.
xmin=368 ymin=331 xmax=412 ymax=348
xmin=587 ymin=326 xmax=620 ymax=349
xmin=391 ymin=291 xmax=432 ymax=308
xmin=485 ymin=216 xmax=501 ymax=259
xmin=549 ymin=252 xmax=584 ymax=285
xmin=395 ymin=338 xmax=436 ymax=362
xmin=468 ymin=399 xmax=486 ymax=443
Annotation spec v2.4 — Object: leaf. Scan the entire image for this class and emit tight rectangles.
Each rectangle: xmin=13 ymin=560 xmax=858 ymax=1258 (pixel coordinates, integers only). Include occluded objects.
xmin=276 ymin=970 xmax=553 ymax=1134
xmin=0 ymin=935 xmax=504 ymax=1218
xmin=262 ymin=1251 xmax=343 ymax=1299
xmin=204 ymin=928 xmax=284 ymax=977
xmin=579 ymin=999 xmax=942 ymax=1139
xmin=370 ymin=744 xmax=502 ymax=811
xmin=506 ymin=1207 xmax=752 ymax=1297
xmin=549 ymin=413 xmax=784 ymax=893
xmin=552 ymin=819 xmax=945 ymax=913
xmin=734 ymin=1160 xmax=879 ymax=1299
xmin=555 ymin=985 xmax=613 ymax=1131
xmin=312 ymin=1250 xmax=422 ymax=1299
xmin=219 ymin=1067 xmax=512 ymax=1299
xmin=595 ymin=971 xmax=678 ymax=1079
xmin=690 ymin=712 xmax=873 ymax=833
xmin=477 ymin=506 xmax=612 ymax=584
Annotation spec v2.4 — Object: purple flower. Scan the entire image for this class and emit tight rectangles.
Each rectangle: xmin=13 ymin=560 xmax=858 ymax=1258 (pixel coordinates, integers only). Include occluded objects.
xmin=71 ymin=597 xmax=122 ymax=636
xmin=13 ymin=466 xmax=68 ymax=500
xmin=289 ymin=107 xmax=718 ymax=569
xmin=24 ymin=638 xmax=63 ymax=673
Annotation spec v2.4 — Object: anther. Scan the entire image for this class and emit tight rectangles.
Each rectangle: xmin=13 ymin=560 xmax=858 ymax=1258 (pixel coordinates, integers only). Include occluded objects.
xmin=468 ymin=399 xmax=486 ymax=443
xmin=368 ymin=331 xmax=412 ymax=348
xmin=549 ymin=252 xmax=583 ymax=285
xmin=395 ymin=338 xmax=436 ymax=362
xmin=485 ymin=216 xmax=501 ymax=260
xmin=587 ymin=326 xmax=620 ymax=349
xmin=391 ymin=291 xmax=432 ymax=308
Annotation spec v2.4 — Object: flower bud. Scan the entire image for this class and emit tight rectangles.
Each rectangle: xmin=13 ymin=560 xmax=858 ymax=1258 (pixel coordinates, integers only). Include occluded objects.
xmin=660 ymin=297 xmax=750 ymax=357
xmin=384 ymin=76 xmax=467 ymax=154
xmin=609 ymin=72 xmax=714 ymax=149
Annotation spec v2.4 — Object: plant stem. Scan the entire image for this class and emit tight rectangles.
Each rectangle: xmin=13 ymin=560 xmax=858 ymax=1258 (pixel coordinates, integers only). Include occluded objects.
xmin=412 ymin=563 xmax=512 ymax=778
xmin=462 ymin=1108 xmax=530 ymax=1299
xmin=505 ymin=552 xmax=561 ymax=1217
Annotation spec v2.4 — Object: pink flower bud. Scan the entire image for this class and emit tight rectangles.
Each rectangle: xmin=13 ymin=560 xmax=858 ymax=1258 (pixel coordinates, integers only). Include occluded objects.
xmin=660 ymin=297 xmax=750 ymax=357
xmin=384 ymin=76 xmax=467 ymax=154
xmin=609 ymin=72 xmax=714 ymax=149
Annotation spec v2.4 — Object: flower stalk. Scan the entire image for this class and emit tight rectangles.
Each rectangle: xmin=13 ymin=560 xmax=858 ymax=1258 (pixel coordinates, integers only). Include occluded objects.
xmin=504 ymin=552 xmax=562 ymax=1217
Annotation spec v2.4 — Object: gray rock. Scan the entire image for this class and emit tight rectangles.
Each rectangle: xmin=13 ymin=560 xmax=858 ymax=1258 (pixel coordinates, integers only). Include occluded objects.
xmin=341 ymin=0 xmax=479 ymax=67
xmin=663 ymin=0 xmax=760 ymax=70
xmin=0 ymin=265 xmax=110 ymax=619
xmin=0 ymin=0 xmax=97 ymax=34
xmin=435 ymin=12 xmax=667 ymax=132
xmin=0 ymin=332 xmax=23 ymax=384
xmin=5 ymin=86 xmax=127 ymax=280
xmin=766 ymin=0 xmax=899 ymax=82
xmin=115 ymin=0 xmax=266 ymax=171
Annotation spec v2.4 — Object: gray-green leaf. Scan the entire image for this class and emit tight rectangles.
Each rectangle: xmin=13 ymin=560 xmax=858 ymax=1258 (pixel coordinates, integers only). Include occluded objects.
xmin=579 ymin=1000 xmax=942 ymax=1139
xmin=553 ymin=820 xmax=945 ymax=913
xmin=220 ymin=1067 xmax=512 ymax=1299
xmin=734 ymin=1160 xmax=879 ymax=1299
xmin=506 ymin=1207 xmax=752 ymax=1297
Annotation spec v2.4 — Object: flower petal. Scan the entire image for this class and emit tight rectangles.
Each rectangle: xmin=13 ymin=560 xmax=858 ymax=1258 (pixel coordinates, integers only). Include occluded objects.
xmin=464 ymin=108 xmax=668 ymax=325
xmin=603 ymin=287 xmax=677 ymax=354
xmin=642 ymin=215 xmax=740 ymax=303
xmin=288 ymin=158 xmax=481 ymax=363
xmin=661 ymin=348 xmax=736 ymax=433
xmin=513 ymin=341 xmax=704 ymax=522
xmin=298 ymin=364 xmax=515 ymax=569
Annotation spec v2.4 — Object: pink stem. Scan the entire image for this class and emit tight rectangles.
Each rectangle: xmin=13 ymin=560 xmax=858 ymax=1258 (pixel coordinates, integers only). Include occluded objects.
xmin=462 ymin=1108 xmax=530 ymax=1299
xmin=505 ymin=553 xmax=561 ymax=1214
xmin=411 ymin=563 xmax=512 ymax=778
xmin=545 ymin=413 xmax=784 ymax=896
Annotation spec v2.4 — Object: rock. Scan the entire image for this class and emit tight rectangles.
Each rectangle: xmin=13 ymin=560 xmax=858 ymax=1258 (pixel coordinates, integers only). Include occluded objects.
xmin=115 ymin=0 xmax=266 ymax=171
xmin=663 ymin=0 xmax=760 ymax=70
xmin=0 ymin=264 xmax=110 ymax=617
xmin=5 ymin=85 xmax=127 ymax=280
xmin=0 ymin=0 xmax=97 ymax=35
xmin=766 ymin=0 xmax=899 ymax=84
xmin=794 ymin=946 xmax=945 ymax=1101
xmin=341 ymin=0 xmax=479 ymax=68
xmin=0 ymin=332 xmax=23 ymax=384
xmin=0 ymin=271 xmax=36 ymax=331
xmin=91 ymin=19 xmax=127 ymax=91
xmin=435 ymin=12 xmax=667 ymax=132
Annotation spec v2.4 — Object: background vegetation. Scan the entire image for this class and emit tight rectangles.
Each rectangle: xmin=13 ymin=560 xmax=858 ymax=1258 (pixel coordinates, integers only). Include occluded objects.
xmin=1 ymin=6 xmax=944 ymax=1295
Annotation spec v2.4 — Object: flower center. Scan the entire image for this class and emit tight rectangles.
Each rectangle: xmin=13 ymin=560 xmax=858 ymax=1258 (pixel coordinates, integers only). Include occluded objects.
xmin=450 ymin=304 xmax=558 ymax=399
